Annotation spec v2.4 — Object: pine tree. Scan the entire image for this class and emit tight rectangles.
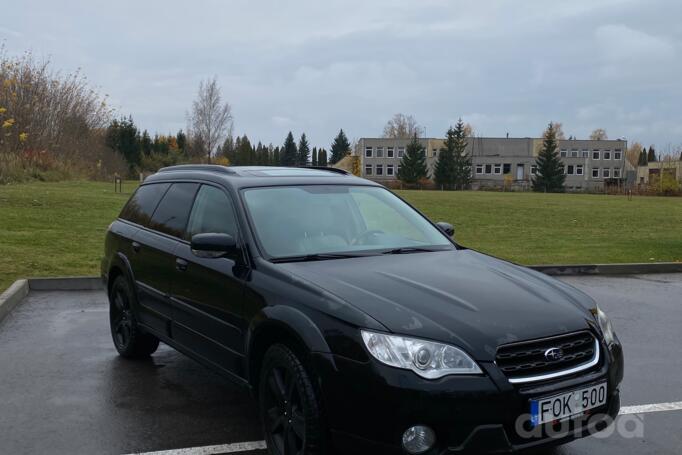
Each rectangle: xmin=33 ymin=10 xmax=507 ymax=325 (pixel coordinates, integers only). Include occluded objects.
xmin=532 ymin=122 xmax=565 ymax=192
xmin=272 ymin=146 xmax=281 ymax=165
xmin=176 ymin=130 xmax=187 ymax=156
xmin=318 ymin=148 xmax=328 ymax=166
xmin=639 ymin=148 xmax=648 ymax=166
xmin=312 ymin=147 xmax=318 ymax=166
xmin=434 ymin=127 xmax=457 ymax=190
xmin=297 ymin=133 xmax=310 ymax=166
xmin=452 ymin=120 xmax=472 ymax=189
xmin=234 ymin=135 xmax=253 ymax=165
xmin=434 ymin=119 xmax=470 ymax=190
xmin=330 ymin=129 xmax=351 ymax=164
xmin=140 ymin=130 xmax=152 ymax=156
xmin=647 ymin=146 xmax=657 ymax=162
xmin=397 ymin=133 xmax=428 ymax=185
xmin=221 ymin=135 xmax=235 ymax=162
xmin=281 ymin=132 xmax=298 ymax=166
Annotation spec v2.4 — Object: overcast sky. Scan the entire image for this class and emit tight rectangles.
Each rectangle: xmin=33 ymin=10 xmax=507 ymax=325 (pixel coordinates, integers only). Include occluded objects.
xmin=2 ymin=0 xmax=681 ymax=151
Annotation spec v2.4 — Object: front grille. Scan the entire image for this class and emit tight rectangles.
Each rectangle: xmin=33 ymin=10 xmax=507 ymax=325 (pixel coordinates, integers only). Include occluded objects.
xmin=495 ymin=331 xmax=598 ymax=383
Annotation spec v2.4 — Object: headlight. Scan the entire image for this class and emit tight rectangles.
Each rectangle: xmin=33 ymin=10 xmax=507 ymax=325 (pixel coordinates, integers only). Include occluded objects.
xmin=360 ymin=330 xmax=482 ymax=379
xmin=592 ymin=306 xmax=616 ymax=345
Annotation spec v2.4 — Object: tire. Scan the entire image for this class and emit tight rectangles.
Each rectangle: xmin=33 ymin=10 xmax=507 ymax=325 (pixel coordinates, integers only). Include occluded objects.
xmin=109 ymin=275 xmax=160 ymax=358
xmin=259 ymin=344 xmax=326 ymax=455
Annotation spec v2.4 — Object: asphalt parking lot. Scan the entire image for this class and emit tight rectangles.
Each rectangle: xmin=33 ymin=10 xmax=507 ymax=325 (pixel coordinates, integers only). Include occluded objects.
xmin=0 ymin=273 xmax=680 ymax=455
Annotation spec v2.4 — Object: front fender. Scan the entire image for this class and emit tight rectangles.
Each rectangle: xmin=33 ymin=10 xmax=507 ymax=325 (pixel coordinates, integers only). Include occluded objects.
xmin=244 ymin=305 xmax=332 ymax=385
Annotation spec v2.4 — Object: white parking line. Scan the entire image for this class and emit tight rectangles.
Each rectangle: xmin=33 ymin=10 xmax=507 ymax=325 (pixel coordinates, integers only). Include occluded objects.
xmin=125 ymin=440 xmax=266 ymax=455
xmin=126 ymin=400 xmax=682 ymax=455
xmin=619 ymin=400 xmax=682 ymax=415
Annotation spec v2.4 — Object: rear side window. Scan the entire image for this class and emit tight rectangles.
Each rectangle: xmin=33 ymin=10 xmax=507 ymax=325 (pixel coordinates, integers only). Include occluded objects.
xmin=148 ymin=183 xmax=200 ymax=238
xmin=186 ymin=185 xmax=238 ymax=239
xmin=119 ymin=183 xmax=170 ymax=226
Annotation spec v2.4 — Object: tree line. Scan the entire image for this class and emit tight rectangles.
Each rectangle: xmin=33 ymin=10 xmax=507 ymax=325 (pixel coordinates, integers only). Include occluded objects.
xmin=104 ymin=113 xmax=353 ymax=173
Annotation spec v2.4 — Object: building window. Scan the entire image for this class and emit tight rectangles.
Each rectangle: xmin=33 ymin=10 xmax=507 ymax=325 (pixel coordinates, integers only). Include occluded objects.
xmin=493 ymin=164 xmax=502 ymax=174
xmin=582 ymin=149 xmax=589 ymax=158
xmin=566 ymin=165 xmax=574 ymax=175
xmin=365 ymin=164 xmax=373 ymax=175
xmin=603 ymin=150 xmax=611 ymax=160
xmin=592 ymin=150 xmax=600 ymax=160
xmin=603 ymin=168 xmax=611 ymax=178
xmin=376 ymin=164 xmax=383 ymax=175
xmin=376 ymin=147 xmax=384 ymax=158
xmin=576 ymin=164 xmax=584 ymax=175
xmin=592 ymin=168 xmax=600 ymax=178
xmin=614 ymin=150 xmax=622 ymax=160
xmin=503 ymin=163 xmax=511 ymax=174
xmin=397 ymin=147 xmax=405 ymax=158
xmin=365 ymin=147 xmax=372 ymax=158
xmin=387 ymin=164 xmax=394 ymax=176
xmin=571 ymin=149 xmax=579 ymax=158
xmin=485 ymin=164 xmax=492 ymax=174
xmin=613 ymin=168 xmax=621 ymax=178
xmin=387 ymin=147 xmax=394 ymax=158
xmin=432 ymin=148 xmax=438 ymax=157
xmin=560 ymin=149 xmax=568 ymax=157
xmin=531 ymin=165 xmax=538 ymax=175
xmin=476 ymin=164 xmax=484 ymax=174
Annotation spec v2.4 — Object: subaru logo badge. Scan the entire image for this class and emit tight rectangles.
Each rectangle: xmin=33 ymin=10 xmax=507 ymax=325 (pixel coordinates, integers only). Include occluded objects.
xmin=544 ymin=347 xmax=564 ymax=361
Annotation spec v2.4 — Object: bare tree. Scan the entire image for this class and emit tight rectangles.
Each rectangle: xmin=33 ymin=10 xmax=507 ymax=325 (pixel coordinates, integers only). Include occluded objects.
xmin=188 ymin=77 xmax=233 ymax=163
xmin=382 ymin=113 xmax=421 ymax=139
xmin=589 ymin=128 xmax=608 ymax=140
xmin=626 ymin=141 xmax=642 ymax=167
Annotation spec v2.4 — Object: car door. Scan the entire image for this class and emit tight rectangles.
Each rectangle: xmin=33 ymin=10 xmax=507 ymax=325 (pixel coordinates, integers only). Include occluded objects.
xmin=130 ymin=182 xmax=199 ymax=335
xmin=170 ymin=184 xmax=247 ymax=378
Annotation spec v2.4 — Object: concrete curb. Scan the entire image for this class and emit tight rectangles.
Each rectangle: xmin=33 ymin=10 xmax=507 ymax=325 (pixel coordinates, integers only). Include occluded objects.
xmin=530 ymin=262 xmax=682 ymax=276
xmin=0 ymin=279 xmax=29 ymax=324
xmin=27 ymin=276 xmax=104 ymax=291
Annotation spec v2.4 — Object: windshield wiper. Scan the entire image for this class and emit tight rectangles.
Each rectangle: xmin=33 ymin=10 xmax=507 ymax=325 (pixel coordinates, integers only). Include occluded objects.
xmin=381 ymin=247 xmax=440 ymax=255
xmin=270 ymin=252 xmax=366 ymax=263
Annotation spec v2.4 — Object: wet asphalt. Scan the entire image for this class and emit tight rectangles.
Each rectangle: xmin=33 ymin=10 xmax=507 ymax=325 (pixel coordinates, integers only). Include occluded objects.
xmin=0 ymin=273 xmax=680 ymax=455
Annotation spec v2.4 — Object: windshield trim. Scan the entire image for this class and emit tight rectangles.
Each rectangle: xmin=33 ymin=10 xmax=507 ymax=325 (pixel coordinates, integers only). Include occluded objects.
xmin=238 ymin=183 xmax=457 ymax=261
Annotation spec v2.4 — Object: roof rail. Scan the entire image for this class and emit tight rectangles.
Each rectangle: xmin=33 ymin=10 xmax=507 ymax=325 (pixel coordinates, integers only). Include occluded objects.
xmin=157 ymin=164 xmax=235 ymax=174
xmin=299 ymin=166 xmax=351 ymax=175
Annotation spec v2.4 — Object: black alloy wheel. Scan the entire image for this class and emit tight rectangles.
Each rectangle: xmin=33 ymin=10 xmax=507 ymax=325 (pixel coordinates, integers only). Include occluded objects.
xmin=109 ymin=275 xmax=159 ymax=358
xmin=259 ymin=344 xmax=324 ymax=455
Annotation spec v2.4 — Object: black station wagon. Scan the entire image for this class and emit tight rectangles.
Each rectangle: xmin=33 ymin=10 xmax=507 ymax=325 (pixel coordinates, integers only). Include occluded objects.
xmin=102 ymin=165 xmax=623 ymax=455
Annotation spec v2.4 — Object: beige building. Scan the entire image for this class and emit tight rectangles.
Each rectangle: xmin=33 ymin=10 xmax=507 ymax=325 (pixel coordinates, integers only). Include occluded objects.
xmin=355 ymin=137 xmax=627 ymax=191
xmin=636 ymin=160 xmax=682 ymax=185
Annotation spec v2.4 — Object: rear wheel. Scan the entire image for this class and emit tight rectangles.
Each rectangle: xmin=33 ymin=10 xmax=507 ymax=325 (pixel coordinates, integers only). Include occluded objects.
xmin=259 ymin=344 xmax=325 ymax=455
xmin=109 ymin=275 xmax=159 ymax=358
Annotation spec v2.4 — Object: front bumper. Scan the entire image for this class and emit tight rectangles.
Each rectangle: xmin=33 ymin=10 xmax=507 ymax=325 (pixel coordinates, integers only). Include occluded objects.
xmin=312 ymin=337 xmax=624 ymax=454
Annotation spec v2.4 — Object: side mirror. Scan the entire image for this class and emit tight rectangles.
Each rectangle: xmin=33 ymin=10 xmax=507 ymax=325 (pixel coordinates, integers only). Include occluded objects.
xmin=190 ymin=233 xmax=238 ymax=258
xmin=435 ymin=221 xmax=455 ymax=237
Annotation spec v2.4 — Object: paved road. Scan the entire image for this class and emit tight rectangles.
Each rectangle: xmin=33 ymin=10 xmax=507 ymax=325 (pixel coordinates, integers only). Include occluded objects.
xmin=0 ymin=274 xmax=680 ymax=455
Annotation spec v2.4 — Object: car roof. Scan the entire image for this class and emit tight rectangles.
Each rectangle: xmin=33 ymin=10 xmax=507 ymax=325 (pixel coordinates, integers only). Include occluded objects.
xmin=144 ymin=165 xmax=381 ymax=189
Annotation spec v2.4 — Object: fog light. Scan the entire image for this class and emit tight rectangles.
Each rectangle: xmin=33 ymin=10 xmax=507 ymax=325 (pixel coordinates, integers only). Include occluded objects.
xmin=402 ymin=425 xmax=436 ymax=454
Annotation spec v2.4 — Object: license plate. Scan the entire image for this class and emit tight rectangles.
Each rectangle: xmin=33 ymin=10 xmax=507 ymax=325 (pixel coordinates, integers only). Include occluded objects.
xmin=530 ymin=382 xmax=607 ymax=426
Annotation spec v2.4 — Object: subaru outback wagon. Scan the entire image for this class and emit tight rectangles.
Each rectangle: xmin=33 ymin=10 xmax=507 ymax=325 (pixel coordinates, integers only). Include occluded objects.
xmin=102 ymin=165 xmax=623 ymax=455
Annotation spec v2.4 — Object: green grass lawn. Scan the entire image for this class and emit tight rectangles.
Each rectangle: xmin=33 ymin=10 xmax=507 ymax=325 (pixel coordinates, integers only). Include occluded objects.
xmin=1 ymin=180 xmax=680 ymax=293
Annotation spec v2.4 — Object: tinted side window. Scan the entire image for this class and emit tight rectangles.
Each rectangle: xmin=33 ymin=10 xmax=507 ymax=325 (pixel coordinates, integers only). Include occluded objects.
xmin=186 ymin=185 xmax=238 ymax=239
xmin=119 ymin=183 xmax=170 ymax=226
xmin=149 ymin=183 xmax=199 ymax=238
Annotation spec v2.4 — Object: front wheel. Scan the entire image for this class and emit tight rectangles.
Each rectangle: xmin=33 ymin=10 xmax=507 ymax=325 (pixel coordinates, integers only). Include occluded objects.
xmin=259 ymin=344 xmax=325 ymax=455
xmin=109 ymin=275 xmax=159 ymax=358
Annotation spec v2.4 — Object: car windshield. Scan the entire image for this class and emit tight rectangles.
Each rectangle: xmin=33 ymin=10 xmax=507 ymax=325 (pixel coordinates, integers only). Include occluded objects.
xmin=242 ymin=185 xmax=454 ymax=260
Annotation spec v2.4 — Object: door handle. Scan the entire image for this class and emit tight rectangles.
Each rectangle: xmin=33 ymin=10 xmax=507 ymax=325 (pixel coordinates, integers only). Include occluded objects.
xmin=175 ymin=258 xmax=188 ymax=272
xmin=131 ymin=241 xmax=141 ymax=253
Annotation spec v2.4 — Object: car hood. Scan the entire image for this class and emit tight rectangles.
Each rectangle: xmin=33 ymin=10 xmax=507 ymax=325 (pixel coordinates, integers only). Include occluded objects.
xmin=276 ymin=249 xmax=598 ymax=361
